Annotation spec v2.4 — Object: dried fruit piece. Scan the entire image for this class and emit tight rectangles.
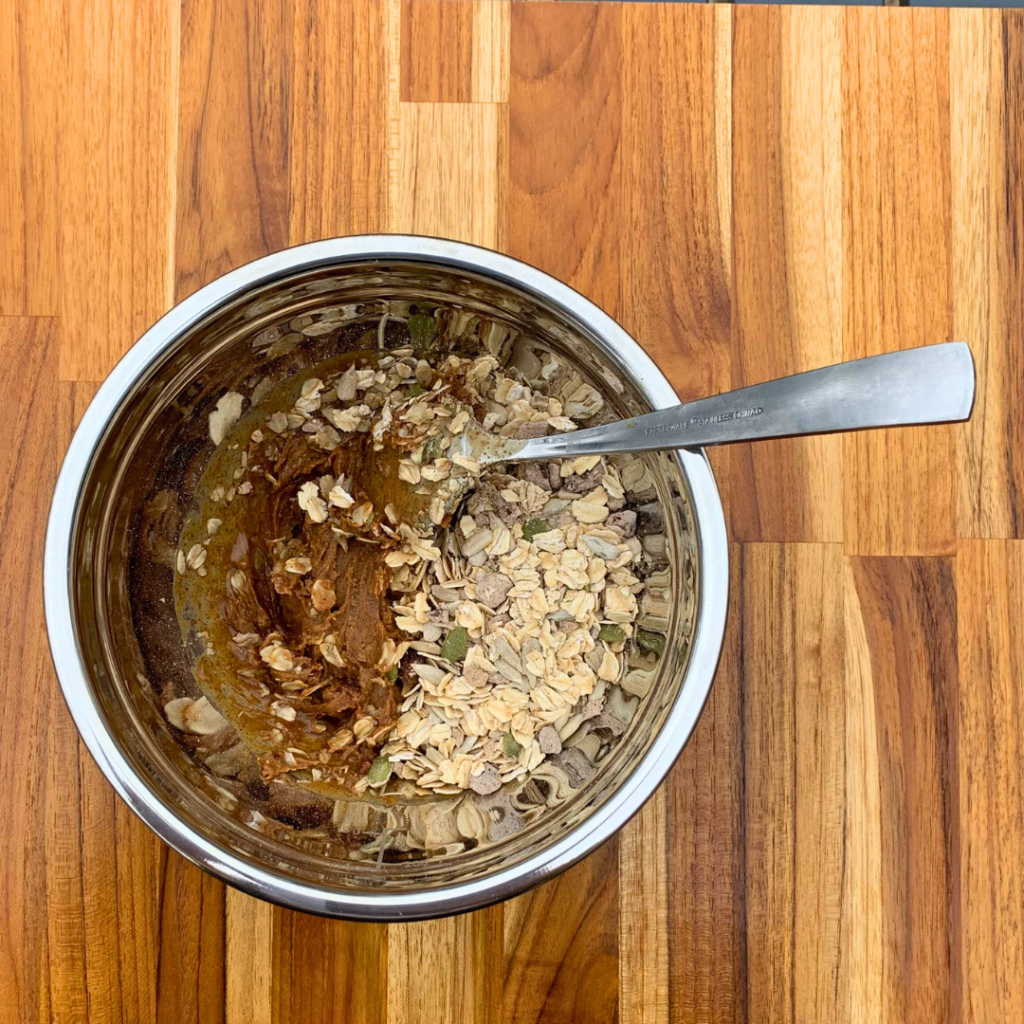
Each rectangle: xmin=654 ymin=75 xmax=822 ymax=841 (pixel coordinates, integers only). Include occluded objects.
xmin=598 ymin=624 xmax=626 ymax=644
xmin=501 ymin=732 xmax=522 ymax=759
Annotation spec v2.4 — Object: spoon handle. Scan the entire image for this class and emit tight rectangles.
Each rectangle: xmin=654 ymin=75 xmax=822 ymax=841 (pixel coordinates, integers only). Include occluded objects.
xmin=509 ymin=342 xmax=976 ymax=461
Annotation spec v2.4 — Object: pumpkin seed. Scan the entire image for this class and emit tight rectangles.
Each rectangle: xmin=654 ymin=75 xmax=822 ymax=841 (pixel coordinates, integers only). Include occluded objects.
xmin=367 ymin=755 xmax=392 ymax=786
xmin=635 ymin=628 xmax=665 ymax=657
xmin=423 ymin=434 xmax=446 ymax=461
xmin=440 ymin=626 xmax=469 ymax=663
xmin=407 ymin=314 xmax=436 ymax=352
xmin=522 ymin=517 xmax=549 ymax=542
xmin=502 ymin=732 xmax=522 ymax=759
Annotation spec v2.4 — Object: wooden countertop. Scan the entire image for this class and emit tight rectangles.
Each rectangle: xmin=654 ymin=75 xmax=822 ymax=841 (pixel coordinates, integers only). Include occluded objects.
xmin=2 ymin=1 xmax=1022 ymax=1021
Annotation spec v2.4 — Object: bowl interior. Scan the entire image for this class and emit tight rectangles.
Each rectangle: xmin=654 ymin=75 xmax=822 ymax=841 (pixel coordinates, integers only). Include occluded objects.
xmin=65 ymin=256 xmax=700 ymax=907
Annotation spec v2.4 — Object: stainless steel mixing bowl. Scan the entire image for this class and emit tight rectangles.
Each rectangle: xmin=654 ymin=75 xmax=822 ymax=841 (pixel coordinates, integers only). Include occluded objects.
xmin=44 ymin=236 xmax=728 ymax=920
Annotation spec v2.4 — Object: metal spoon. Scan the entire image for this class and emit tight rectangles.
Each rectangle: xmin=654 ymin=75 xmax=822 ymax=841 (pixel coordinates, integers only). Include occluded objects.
xmin=453 ymin=342 xmax=975 ymax=465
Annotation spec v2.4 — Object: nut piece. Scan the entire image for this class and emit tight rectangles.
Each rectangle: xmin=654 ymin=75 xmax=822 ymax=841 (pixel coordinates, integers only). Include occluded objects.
xmin=310 ymin=578 xmax=336 ymax=612
xmin=538 ymin=725 xmax=562 ymax=755
xmin=469 ymin=764 xmax=502 ymax=795
xmin=297 ymin=481 xmax=328 ymax=523
xmin=208 ymin=392 xmax=244 ymax=445
xmin=474 ymin=572 xmax=513 ymax=609
xmin=164 ymin=696 xmax=228 ymax=736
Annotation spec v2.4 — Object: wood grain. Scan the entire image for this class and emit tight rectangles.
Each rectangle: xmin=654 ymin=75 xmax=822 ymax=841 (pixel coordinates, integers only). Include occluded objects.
xmin=472 ymin=1 xmax=511 ymax=104
xmin=0 ymin=3 xmax=60 ymax=316
xmin=2 ymin=5 xmax=1024 ymax=1022
xmin=842 ymin=9 xmax=956 ymax=557
xmin=951 ymin=11 xmax=1024 ymax=539
xmin=619 ymin=790 xmax=668 ymax=1024
xmin=226 ymin=890 xmax=273 ymax=1024
xmin=289 ymin=0 xmax=391 ymax=241
xmin=274 ymin=911 xmax=388 ymax=1024
xmin=59 ymin=0 xmax=178 ymax=381
xmin=731 ymin=7 xmax=844 ymax=544
xmin=392 ymin=101 xmax=503 ymax=247
xmin=401 ymin=0 xmax=473 ymax=103
xmin=0 ymin=318 xmax=58 ymax=1024
xmin=387 ymin=909 xmax=501 ymax=1024
xmin=741 ymin=544 xmax=845 ymax=1024
xmin=503 ymin=839 xmax=619 ymax=1024
xmin=845 ymin=556 xmax=960 ymax=1023
xmin=665 ymin=545 xmax=746 ymax=1024
xmin=175 ymin=0 xmax=292 ymax=302
xmin=956 ymin=540 xmax=1024 ymax=1024
xmin=620 ymin=2 xmax=732 ymax=405
xmin=155 ymin=854 xmax=226 ymax=1024
xmin=510 ymin=1 xmax=622 ymax=315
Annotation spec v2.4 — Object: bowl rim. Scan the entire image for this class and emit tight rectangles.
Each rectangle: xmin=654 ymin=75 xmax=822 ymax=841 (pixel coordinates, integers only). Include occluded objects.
xmin=44 ymin=234 xmax=729 ymax=920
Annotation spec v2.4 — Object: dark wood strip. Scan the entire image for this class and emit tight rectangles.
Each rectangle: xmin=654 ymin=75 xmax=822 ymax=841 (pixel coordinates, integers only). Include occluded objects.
xmin=503 ymin=841 xmax=619 ymax=1024
xmin=847 ymin=555 xmax=959 ymax=1023
xmin=666 ymin=544 xmax=746 ymax=1024
xmin=509 ymin=0 xmax=623 ymax=317
xmin=401 ymin=0 xmax=474 ymax=103
xmin=154 ymin=853 xmax=227 ymax=1024
xmin=271 ymin=912 xmax=387 ymax=1024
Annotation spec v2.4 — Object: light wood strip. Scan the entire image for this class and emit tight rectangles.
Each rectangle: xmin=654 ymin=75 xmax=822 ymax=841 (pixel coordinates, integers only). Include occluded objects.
xmin=289 ymin=0 xmax=390 ymax=241
xmin=741 ymin=544 xmax=845 ymax=1024
xmin=619 ymin=789 xmax=668 ymax=1024
xmin=730 ymin=7 xmax=843 ymax=544
xmin=59 ymin=0 xmax=179 ymax=381
xmin=841 ymin=9 xmax=956 ymax=556
xmin=392 ymin=101 xmax=502 ymax=247
xmin=226 ymin=890 xmax=273 ymax=1024
xmin=472 ymin=1 xmax=510 ymax=103
xmin=387 ymin=910 xmax=501 ymax=1024
xmin=952 ymin=10 xmax=1024 ymax=539
xmin=175 ymin=0 xmax=292 ymax=301
xmin=956 ymin=540 xmax=1024 ymax=1024
xmin=0 ymin=3 xmax=61 ymax=315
